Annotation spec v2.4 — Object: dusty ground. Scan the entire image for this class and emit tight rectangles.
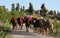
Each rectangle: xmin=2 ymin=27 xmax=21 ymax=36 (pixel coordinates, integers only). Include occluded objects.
xmin=11 ymin=25 xmax=54 ymax=38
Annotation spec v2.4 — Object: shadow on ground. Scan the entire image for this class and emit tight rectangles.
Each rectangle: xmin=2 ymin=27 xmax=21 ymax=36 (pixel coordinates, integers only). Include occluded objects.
xmin=10 ymin=30 xmax=34 ymax=35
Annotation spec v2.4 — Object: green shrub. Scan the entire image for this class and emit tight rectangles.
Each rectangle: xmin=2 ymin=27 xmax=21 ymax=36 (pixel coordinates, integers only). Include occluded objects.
xmin=11 ymin=11 xmax=23 ymax=18
xmin=53 ymin=18 xmax=60 ymax=38
xmin=0 ymin=20 xmax=11 ymax=38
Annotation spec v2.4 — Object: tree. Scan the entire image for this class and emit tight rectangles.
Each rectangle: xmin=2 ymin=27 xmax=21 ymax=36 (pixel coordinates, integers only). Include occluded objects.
xmin=20 ymin=6 xmax=25 ymax=12
xmin=48 ymin=10 xmax=56 ymax=15
xmin=54 ymin=10 xmax=56 ymax=15
xmin=49 ymin=10 xmax=56 ymax=15
xmin=40 ymin=3 xmax=47 ymax=16
xmin=0 ymin=6 xmax=12 ymax=21
xmin=2 ymin=6 xmax=7 ymax=12
xmin=11 ymin=3 xmax=15 ymax=11
xmin=20 ymin=6 xmax=23 ymax=12
xmin=57 ymin=11 xmax=60 ymax=15
xmin=0 ymin=6 xmax=7 ymax=13
xmin=48 ymin=10 xmax=53 ymax=15
xmin=28 ymin=2 xmax=33 ymax=15
xmin=16 ymin=3 xmax=20 ymax=11
xmin=23 ymin=6 xmax=25 ymax=11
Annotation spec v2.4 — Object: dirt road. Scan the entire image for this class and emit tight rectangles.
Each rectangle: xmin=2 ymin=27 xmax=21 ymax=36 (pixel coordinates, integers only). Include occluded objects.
xmin=11 ymin=25 xmax=54 ymax=38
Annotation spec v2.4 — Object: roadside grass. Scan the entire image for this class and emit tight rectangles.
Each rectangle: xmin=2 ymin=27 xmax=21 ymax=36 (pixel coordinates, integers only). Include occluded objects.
xmin=53 ymin=19 xmax=60 ymax=38
xmin=0 ymin=20 xmax=11 ymax=38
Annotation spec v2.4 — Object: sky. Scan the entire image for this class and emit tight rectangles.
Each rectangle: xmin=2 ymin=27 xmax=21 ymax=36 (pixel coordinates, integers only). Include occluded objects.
xmin=0 ymin=0 xmax=60 ymax=11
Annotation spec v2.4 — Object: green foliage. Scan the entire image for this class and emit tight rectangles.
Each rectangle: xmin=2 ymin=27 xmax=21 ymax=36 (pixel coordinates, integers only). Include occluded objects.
xmin=11 ymin=3 xmax=15 ymax=11
xmin=0 ymin=6 xmax=12 ymax=21
xmin=11 ymin=11 xmax=23 ymax=18
xmin=4 ymin=33 xmax=11 ymax=38
xmin=16 ymin=3 xmax=20 ymax=11
xmin=54 ymin=10 xmax=56 ymax=15
xmin=0 ymin=5 xmax=23 ymax=21
xmin=0 ymin=20 xmax=11 ymax=38
xmin=0 ymin=12 xmax=12 ymax=21
xmin=3 ymin=20 xmax=11 ymax=30
xmin=40 ymin=3 xmax=48 ymax=17
xmin=53 ymin=18 xmax=60 ymax=38
xmin=23 ymin=6 xmax=25 ymax=11
xmin=28 ymin=2 xmax=33 ymax=15
xmin=48 ymin=10 xmax=56 ymax=15
xmin=48 ymin=10 xmax=53 ymax=15
xmin=25 ymin=9 xmax=29 ymax=15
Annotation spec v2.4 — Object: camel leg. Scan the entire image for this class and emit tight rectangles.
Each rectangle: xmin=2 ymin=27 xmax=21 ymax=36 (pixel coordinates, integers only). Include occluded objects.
xmin=41 ymin=28 xmax=45 ymax=35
